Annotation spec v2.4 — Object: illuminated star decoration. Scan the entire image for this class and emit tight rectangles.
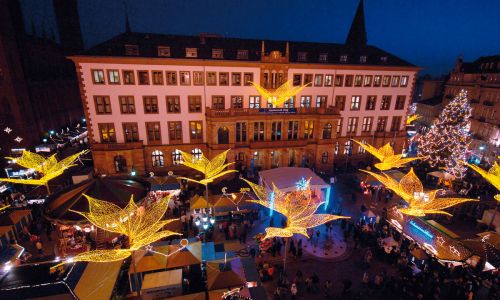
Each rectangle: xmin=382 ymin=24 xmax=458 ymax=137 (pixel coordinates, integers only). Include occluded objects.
xmin=4 ymin=127 xmax=12 ymax=134
xmin=436 ymin=235 xmax=446 ymax=246
xmin=0 ymin=150 xmax=89 ymax=186
xmin=466 ymin=162 xmax=500 ymax=201
xmin=449 ymin=245 xmax=460 ymax=257
xmin=177 ymin=149 xmax=237 ymax=186
xmin=353 ymin=140 xmax=421 ymax=171
xmin=14 ymin=136 xmax=23 ymax=143
xmin=250 ymin=80 xmax=309 ymax=107
xmin=296 ymin=177 xmax=309 ymax=191
xmin=362 ymin=168 xmax=477 ymax=216
xmin=243 ymin=178 xmax=349 ymax=239
xmin=406 ymin=114 xmax=422 ymax=125
xmin=52 ymin=194 xmax=180 ymax=267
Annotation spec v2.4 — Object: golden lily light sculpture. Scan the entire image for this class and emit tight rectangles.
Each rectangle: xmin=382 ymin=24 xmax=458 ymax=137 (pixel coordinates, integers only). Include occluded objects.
xmin=406 ymin=114 xmax=422 ymax=125
xmin=243 ymin=178 xmax=349 ymax=239
xmin=250 ymin=80 xmax=309 ymax=107
xmin=362 ymin=168 xmax=477 ymax=216
xmin=353 ymin=140 xmax=421 ymax=171
xmin=53 ymin=194 xmax=180 ymax=267
xmin=178 ymin=149 xmax=237 ymax=214
xmin=466 ymin=162 xmax=500 ymax=201
xmin=0 ymin=150 xmax=88 ymax=193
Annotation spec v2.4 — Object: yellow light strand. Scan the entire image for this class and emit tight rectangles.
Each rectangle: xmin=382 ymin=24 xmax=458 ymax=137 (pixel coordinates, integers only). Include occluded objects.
xmin=466 ymin=162 xmax=500 ymax=201
xmin=362 ymin=168 xmax=478 ymax=216
xmin=244 ymin=178 xmax=349 ymax=239
xmin=352 ymin=140 xmax=422 ymax=171
xmin=406 ymin=114 xmax=422 ymax=125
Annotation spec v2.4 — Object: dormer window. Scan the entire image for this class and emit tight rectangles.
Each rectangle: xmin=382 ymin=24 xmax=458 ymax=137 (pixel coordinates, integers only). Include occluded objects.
xmin=380 ymin=56 xmax=388 ymax=63
xmin=237 ymin=50 xmax=248 ymax=60
xmin=157 ymin=46 xmax=171 ymax=57
xmin=212 ymin=48 xmax=224 ymax=59
xmin=124 ymin=44 xmax=139 ymax=56
xmin=186 ymin=48 xmax=198 ymax=58
xmin=360 ymin=56 xmax=367 ymax=63
xmin=340 ymin=55 xmax=348 ymax=63
xmin=319 ymin=53 xmax=328 ymax=62
xmin=297 ymin=52 xmax=308 ymax=62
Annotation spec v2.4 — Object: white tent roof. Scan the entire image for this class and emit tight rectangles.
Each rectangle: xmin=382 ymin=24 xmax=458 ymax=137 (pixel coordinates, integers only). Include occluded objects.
xmin=427 ymin=171 xmax=455 ymax=180
xmin=259 ymin=167 xmax=328 ymax=192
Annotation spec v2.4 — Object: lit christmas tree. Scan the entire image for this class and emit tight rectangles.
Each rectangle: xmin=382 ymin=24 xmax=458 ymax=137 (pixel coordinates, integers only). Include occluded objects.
xmin=418 ymin=90 xmax=472 ymax=178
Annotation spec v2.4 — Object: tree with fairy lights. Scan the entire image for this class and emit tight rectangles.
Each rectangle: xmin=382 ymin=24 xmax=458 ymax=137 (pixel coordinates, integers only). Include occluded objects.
xmin=418 ymin=90 xmax=472 ymax=178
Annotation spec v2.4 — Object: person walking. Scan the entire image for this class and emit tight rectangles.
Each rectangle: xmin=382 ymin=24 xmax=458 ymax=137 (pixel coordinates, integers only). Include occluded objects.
xmin=290 ymin=283 xmax=298 ymax=300
xmin=36 ymin=239 xmax=43 ymax=255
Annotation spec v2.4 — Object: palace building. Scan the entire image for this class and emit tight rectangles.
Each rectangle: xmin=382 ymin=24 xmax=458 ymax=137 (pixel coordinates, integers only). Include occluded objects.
xmin=70 ymin=0 xmax=419 ymax=176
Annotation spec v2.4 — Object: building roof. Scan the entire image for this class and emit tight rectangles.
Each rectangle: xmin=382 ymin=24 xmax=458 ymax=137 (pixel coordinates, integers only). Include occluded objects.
xmin=418 ymin=96 xmax=443 ymax=106
xmin=460 ymin=55 xmax=500 ymax=74
xmin=77 ymin=31 xmax=416 ymax=67
xmin=259 ymin=167 xmax=329 ymax=191
xmin=345 ymin=0 xmax=367 ymax=49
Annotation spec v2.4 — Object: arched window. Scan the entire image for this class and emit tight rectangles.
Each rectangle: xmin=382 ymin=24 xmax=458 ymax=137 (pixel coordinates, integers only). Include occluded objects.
xmin=172 ymin=149 xmax=183 ymax=166
xmin=236 ymin=152 xmax=245 ymax=162
xmin=321 ymin=152 xmax=328 ymax=164
xmin=343 ymin=140 xmax=353 ymax=155
xmin=334 ymin=142 xmax=339 ymax=155
xmin=323 ymin=123 xmax=332 ymax=139
xmin=218 ymin=127 xmax=229 ymax=144
xmin=114 ymin=155 xmax=127 ymax=172
xmin=191 ymin=148 xmax=202 ymax=160
xmin=151 ymin=150 xmax=164 ymax=167
xmin=359 ymin=140 xmax=367 ymax=153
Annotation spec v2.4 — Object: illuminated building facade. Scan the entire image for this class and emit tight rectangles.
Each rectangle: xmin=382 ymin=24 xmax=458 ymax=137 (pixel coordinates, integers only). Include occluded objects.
xmin=70 ymin=1 xmax=418 ymax=175
xmin=445 ymin=56 xmax=500 ymax=163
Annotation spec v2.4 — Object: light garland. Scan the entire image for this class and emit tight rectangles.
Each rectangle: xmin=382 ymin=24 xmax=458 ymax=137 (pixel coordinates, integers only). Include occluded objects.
xmin=418 ymin=90 xmax=472 ymax=178
xmin=243 ymin=178 xmax=348 ymax=239
xmin=466 ymin=162 xmax=500 ymax=201
xmin=0 ymin=150 xmax=88 ymax=187
xmin=352 ymin=140 xmax=421 ymax=171
xmin=363 ymin=168 xmax=477 ymax=216
xmin=177 ymin=149 xmax=237 ymax=186
xmin=52 ymin=194 xmax=180 ymax=267
xmin=250 ymin=80 xmax=309 ymax=107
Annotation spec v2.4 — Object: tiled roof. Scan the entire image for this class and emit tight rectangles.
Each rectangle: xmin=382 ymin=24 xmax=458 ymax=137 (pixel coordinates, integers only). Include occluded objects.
xmin=79 ymin=32 xmax=416 ymax=67
xmin=461 ymin=55 xmax=500 ymax=74
xmin=418 ymin=96 xmax=443 ymax=106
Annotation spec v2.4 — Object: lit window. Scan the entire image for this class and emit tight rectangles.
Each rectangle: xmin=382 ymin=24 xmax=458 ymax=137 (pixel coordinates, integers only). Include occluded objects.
xmin=347 ymin=117 xmax=358 ymax=133
xmin=380 ymin=56 xmax=388 ymax=63
xmin=237 ymin=50 xmax=249 ymax=60
xmin=185 ymin=48 xmax=198 ymax=58
xmin=152 ymin=150 xmax=164 ymax=167
xmin=180 ymin=71 xmax=191 ymax=85
xmin=92 ymin=70 xmax=105 ymax=84
xmin=340 ymin=55 xmax=348 ymax=63
xmin=314 ymin=74 xmax=323 ymax=86
xmin=300 ymin=96 xmax=311 ymax=108
xmin=344 ymin=140 xmax=353 ymax=155
xmin=400 ymin=76 xmax=409 ymax=87
xmin=321 ymin=152 xmax=328 ymax=164
xmin=350 ymin=96 xmax=361 ymax=110
xmin=297 ymin=52 xmax=308 ymax=62
xmin=172 ymin=150 xmax=183 ymax=166
xmin=212 ymin=48 xmax=224 ymax=59
xmin=157 ymin=46 xmax=171 ymax=57
xmin=191 ymin=148 xmax=203 ymax=160
xmin=108 ymin=70 xmax=120 ymax=84
xmin=360 ymin=56 xmax=367 ymax=63
xmin=249 ymin=96 xmax=261 ymax=108
xmin=124 ymin=44 xmax=139 ymax=56
xmin=319 ymin=53 xmax=328 ymax=62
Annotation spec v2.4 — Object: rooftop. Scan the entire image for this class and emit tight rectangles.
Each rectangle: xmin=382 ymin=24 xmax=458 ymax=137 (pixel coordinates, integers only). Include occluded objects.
xmin=76 ymin=32 xmax=416 ymax=67
xmin=460 ymin=55 xmax=500 ymax=74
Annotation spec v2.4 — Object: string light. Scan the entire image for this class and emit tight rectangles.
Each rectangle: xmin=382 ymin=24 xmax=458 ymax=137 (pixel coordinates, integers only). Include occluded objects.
xmin=250 ymin=80 xmax=309 ymax=107
xmin=52 ymin=194 xmax=180 ymax=267
xmin=418 ymin=90 xmax=472 ymax=178
xmin=177 ymin=149 xmax=237 ymax=186
xmin=352 ymin=140 xmax=421 ymax=171
xmin=363 ymin=168 xmax=477 ymax=216
xmin=0 ymin=150 xmax=88 ymax=186
xmin=466 ymin=162 xmax=500 ymax=201
xmin=406 ymin=114 xmax=422 ymax=125
xmin=243 ymin=178 xmax=349 ymax=239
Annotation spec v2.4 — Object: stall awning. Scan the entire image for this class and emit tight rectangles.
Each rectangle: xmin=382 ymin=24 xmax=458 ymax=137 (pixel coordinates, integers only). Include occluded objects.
xmin=259 ymin=167 xmax=328 ymax=192
xmin=74 ymin=260 xmax=122 ymax=300
xmin=207 ymin=258 xmax=245 ymax=291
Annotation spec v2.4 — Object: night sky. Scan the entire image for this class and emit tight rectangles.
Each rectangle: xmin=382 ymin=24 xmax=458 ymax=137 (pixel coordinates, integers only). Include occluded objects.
xmin=21 ymin=0 xmax=500 ymax=75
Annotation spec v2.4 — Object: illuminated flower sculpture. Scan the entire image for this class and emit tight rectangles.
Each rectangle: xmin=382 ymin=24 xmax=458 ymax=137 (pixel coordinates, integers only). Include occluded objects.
xmin=243 ymin=178 xmax=348 ymax=239
xmin=406 ymin=114 xmax=422 ymax=125
xmin=363 ymin=168 xmax=477 ymax=216
xmin=0 ymin=150 xmax=88 ymax=193
xmin=250 ymin=80 xmax=309 ymax=107
xmin=53 ymin=194 xmax=180 ymax=267
xmin=353 ymin=140 xmax=421 ymax=171
xmin=467 ymin=162 xmax=500 ymax=201
xmin=178 ymin=149 xmax=237 ymax=186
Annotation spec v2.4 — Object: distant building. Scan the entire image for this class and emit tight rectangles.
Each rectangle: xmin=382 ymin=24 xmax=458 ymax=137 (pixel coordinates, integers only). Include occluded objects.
xmin=445 ymin=56 xmax=500 ymax=163
xmin=70 ymin=0 xmax=419 ymax=176
xmin=420 ymin=79 xmax=445 ymax=102
xmin=0 ymin=0 xmax=83 ymax=158
xmin=416 ymin=96 xmax=443 ymax=127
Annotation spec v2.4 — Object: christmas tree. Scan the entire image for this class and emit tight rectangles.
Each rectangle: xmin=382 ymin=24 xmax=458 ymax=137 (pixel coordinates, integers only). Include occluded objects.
xmin=418 ymin=90 xmax=472 ymax=178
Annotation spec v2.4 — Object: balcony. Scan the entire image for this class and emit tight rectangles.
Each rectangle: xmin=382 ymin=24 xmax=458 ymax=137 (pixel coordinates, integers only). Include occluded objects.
xmin=206 ymin=107 xmax=339 ymax=118
xmin=249 ymin=139 xmax=308 ymax=149
xmin=92 ymin=141 xmax=143 ymax=151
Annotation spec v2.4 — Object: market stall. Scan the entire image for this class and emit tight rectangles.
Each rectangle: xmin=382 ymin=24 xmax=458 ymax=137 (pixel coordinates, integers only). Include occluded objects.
xmin=206 ymin=259 xmax=245 ymax=291
xmin=462 ymin=232 xmax=500 ymax=271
